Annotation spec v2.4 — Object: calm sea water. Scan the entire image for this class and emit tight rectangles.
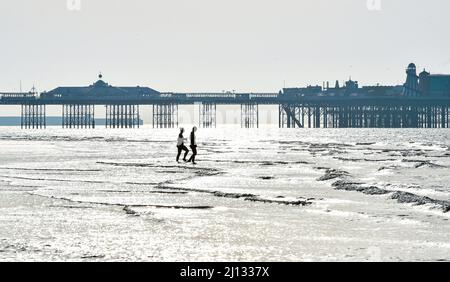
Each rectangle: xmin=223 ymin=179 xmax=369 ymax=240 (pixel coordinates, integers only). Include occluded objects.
xmin=0 ymin=126 xmax=449 ymax=261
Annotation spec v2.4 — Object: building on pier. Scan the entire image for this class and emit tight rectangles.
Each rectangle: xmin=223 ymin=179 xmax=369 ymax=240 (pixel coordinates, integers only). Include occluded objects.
xmin=401 ymin=63 xmax=450 ymax=97
xmin=42 ymin=74 xmax=159 ymax=99
xmin=419 ymin=70 xmax=450 ymax=97
xmin=402 ymin=63 xmax=421 ymax=97
xmin=281 ymin=85 xmax=323 ymax=97
xmin=282 ymin=79 xmax=401 ymax=98
xmin=41 ymin=74 xmax=160 ymax=128
xmin=361 ymin=85 xmax=403 ymax=97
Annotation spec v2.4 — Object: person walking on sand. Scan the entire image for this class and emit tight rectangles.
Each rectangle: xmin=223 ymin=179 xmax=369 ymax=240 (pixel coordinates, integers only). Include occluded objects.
xmin=176 ymin=127 xmax=189 ymax=163
xmin=187 ymin=126 xmax=198 ymax=164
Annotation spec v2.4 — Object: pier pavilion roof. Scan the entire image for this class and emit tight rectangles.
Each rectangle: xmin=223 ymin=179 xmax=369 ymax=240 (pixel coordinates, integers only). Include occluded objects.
xmin=46 ymin=75 xmax=159 ymax=97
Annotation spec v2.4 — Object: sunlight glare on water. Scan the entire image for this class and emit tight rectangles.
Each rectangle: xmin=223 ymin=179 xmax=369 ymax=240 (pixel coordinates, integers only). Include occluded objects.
xmin=0 ymin=126 xmax=449 ymax=261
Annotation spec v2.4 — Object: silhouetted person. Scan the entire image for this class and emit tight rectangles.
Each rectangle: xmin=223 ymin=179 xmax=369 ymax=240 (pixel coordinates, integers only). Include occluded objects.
xmin=176 ymin=128 xmax=189 ymax=162
xmin=187 ymin=126 xmax=198 ymax=164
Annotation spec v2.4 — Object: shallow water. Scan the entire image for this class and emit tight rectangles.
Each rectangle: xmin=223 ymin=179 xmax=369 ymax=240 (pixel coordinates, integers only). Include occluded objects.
xmin=0 ymin=126 xmax=449 ymax=261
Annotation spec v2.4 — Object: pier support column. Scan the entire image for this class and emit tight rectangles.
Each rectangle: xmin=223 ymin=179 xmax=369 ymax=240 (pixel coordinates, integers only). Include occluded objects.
xmin=315 ymin=106 xmax=321 ymax=128
xmin=426 ymin=106 xmax=432 ymax=128
xmin=241 ymin=103 xmax=258 ymax=128
xmin=279 ymin=105 xmax=303 ymax=128
xmin=322 ymin=106 xmax=329 ymax=128
xmin=441 ymin=106 xmax=446 ymax=128
xmin=444 ymin=106 xmax=450 ymax=128
xmin=106 ymin=104 xmax=140 ymax=128
xmin=21 ymin=104 xmax=46 ymax=129
xmin=152 ymin=104 xmax=178 ymax=128
xmin=62 ymin=104 xmax=95 ymax=129
xmin=331 ymin=106 xmax=337 ymax=128
xmin=199 ymin=103 xmax=216 ymax=128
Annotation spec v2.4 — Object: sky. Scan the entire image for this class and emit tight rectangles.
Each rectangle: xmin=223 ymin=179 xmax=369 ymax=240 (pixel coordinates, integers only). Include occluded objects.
xmin=1 ymin=0 xmax=450 ymax=94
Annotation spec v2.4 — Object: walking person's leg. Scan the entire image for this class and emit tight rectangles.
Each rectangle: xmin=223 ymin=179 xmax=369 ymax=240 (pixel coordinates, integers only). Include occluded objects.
xmin=191 ymin=145 xmax=197 ymax=164
xmin=188 ymin=145 xmax=194 ymax=162
xmin=176 ymin=146 xmax=182 ymax=162
xmin=182 ymin=145 xmax=189 ymax=161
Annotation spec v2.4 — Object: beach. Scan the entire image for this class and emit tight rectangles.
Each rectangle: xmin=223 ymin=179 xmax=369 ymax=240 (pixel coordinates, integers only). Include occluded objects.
xmin=0 ymin=127 xmax=449 ymax=261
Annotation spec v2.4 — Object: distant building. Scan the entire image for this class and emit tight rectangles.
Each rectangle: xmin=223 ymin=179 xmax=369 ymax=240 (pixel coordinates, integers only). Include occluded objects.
xmin=335 ymin=80 xmax=340 ymax=89
xmin=283 ymin=78 xmax=401 ymax=97
xmin=419 ymin=69 xmax=450 ymax=96
xmin=42 ymin=74 xmax=160 ymax=99
xmin=402 ymin=63 xmax=450 ymax=97
xmin=282 ymin=85 xmax=323 ymax=96
xmin=402 ymin=63 xmax=421 ymax=97
xmin=344 ymin=79 xmax=359 ymax=95
xmin=283 ymin=63 xmax=450 ymax=98
xmin=361 ymin=85 xmax=403 ymax=97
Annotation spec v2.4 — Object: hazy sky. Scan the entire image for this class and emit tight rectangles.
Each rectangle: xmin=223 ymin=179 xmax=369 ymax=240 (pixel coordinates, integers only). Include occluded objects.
xmin=1 ymin=0 xmax=450 ymax=93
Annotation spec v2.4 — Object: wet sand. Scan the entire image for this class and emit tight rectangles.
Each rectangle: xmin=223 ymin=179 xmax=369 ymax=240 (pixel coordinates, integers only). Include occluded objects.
xmin=1 ymin=127 xmax=450 ymax=261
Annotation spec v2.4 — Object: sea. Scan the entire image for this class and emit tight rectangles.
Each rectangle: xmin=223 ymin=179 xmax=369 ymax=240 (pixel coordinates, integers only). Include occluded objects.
xmin=0 ymin=126 xmax=449 ymax=261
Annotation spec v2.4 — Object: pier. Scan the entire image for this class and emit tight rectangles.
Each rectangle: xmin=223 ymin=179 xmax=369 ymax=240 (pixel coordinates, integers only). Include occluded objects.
xmin=2 ymin=92 xmax=450 ymax=129
xmin=1 ymin=66 xmax=450 ymax=129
